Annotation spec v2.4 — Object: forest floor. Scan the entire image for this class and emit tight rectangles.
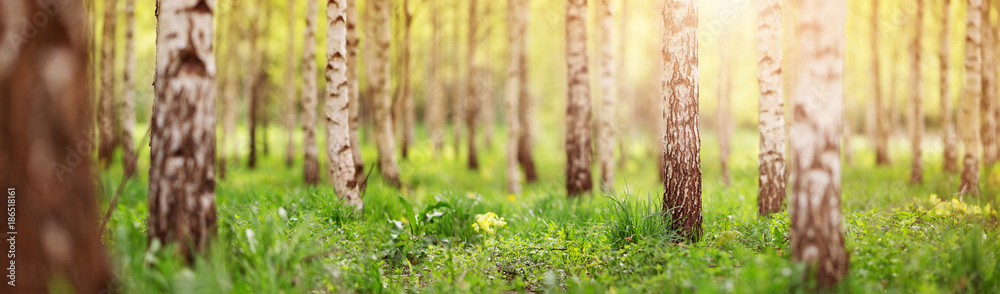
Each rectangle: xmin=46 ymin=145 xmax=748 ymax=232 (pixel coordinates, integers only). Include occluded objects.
xmin=100 ymin=126 xmax=1000 ymax=293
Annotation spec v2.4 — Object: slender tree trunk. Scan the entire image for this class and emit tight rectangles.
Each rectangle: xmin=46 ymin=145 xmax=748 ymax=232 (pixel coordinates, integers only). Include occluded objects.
xmin=429 ymin=0 xmax=446 ymax=154
xmin=909 ymin=0 xmax=925 ymax=184
xmin=661 ymin=0 xmax=701 ymax=241
xmin=565 ymin=0 xmax=593 ymax=196
xmin=452 ymin=0 xmax=465 ymax=151
xmin=617 ymin=0 xmax=629 ymax=167
xmin=398 ymin=0 xmax=414 ymax=160
xmin=0 ymin=1 xmax=112 ymax=292
xmin=873 ymin=0 xmax=891 ymax=166
xmin=326 ymin=0 xmax=362 ymax=207
xmin=961 ymin=0 xmax=984 ymax=195
xmin=596 ymin=0 xmax=617 ymax=189
xmin=122 ymin=0 xmax=137 ymax=177
xmin=505 ymin=0 xmax=526 ymax=194
xmin=372 ymin=0 xmax=402 ymax=187
xmin=941 ymin=0 xmax=958 ymax=172
xmin=466 ymin=0 xmax=481 ymax=170
xmin=790 ymin=0 xmax=848 ymax=287
xmin=98 ymin=0 xmax=118 ymax=168
xmin=246 ymin=6 xmax=260 ymax=169
xmin=517 ymin=0 xmax=538 ymax=183
xmin=285 ymin=0 xmax=298 ymax=168
xmin=717 ymin=27 xmax=732 ymax=187
xmin=982 ymin=0 xmax=999 ymax=169
xmin=756 ymin=0 xmax=786 ymax=216
xmin=150 ymin=0 xmax=218 ymax=261
xmin=346 ymin=0 xmax=365 ymax=187
xmin=302 ymin=0 xmax=321 ymax=184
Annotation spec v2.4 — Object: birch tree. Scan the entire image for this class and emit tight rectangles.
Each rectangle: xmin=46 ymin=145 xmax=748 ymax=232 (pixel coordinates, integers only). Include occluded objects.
xmin=941 ymin=0 xmax=958 ymax=172
xmin=661 ymin=0 xmax=701 ymax=241
xmin=285 ymin=0 xmax=298 ymax=167
xmin=565 ymin=0 xmax=593 ymax=196
xmin=756 ymin=0 xmax=786 ymax=216
xmin=122 ymin=0 xmax=137 ymax=177
xmin=505 ymin=0 xmax=528 ymax=194
xmin=961 ymin=0 xmax=984 ymax=195
xmin=303 ymin=0 xmax=321 ymax=184
xmin=149 ymin=0 xmax=218 ymax=260
xmin=596 ymin=0 xmax=617 ymax=188
xmin=347 ymin=0 xmax=365 ymax=186
xmin=790 ymin=0 xmax=848 ymax=287
xmin=372 ymin=0 xmax=402 ymax=187
xmin=982 ymin=0 xmax=999 ymax=169
xmin=326 ymin=0 xmax=362 ymax=207
xmin=909 ymin=0 xmax=925 ymax=184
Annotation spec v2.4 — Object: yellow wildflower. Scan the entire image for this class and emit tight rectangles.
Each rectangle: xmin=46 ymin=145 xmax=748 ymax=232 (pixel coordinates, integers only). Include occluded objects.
xmin=472 ymin=212 xmax=507 ymax=235
xmin=508 ymin=194 xmax=516 ymax=202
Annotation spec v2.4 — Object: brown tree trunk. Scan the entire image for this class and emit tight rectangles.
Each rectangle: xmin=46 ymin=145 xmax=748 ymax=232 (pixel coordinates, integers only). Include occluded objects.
xmin=565 ymin=0 xmax=593 ymax=196
xmin=372 ymin=0 xmax=402 ymax=187
xmin=303 ymin=0 xmax=321 ymax=185
xmin=327 ymin=0 xmax=362 ymax=208
xmin=517 ymin=0 xmax=538 ymax=183
xmin=756 ymin=0 xmax=786 ymax=216
xmin=98 ymin=0 xmax=118 ymax=168
xmin=717 ymin=27 xmax=732 ymax=187
xmin=910 ymin=0 xmax=925 ymax=184
xmin=149 ymin=0 xmax=218 ymax=261
xmin=661 ymin=0 xmax=701 ymax=241
xmin=466 ymin=0 xmax=481 ymax=170
xmin=941 ymin=0 xmax=958 ymax=172
xmin=246 ymin=5 xmax=260 ymax=169
xmin=873 ymin=0 xmax=892 ymax=166
xmin=398 ymin=0 xmax=415 ymax=160
xmin=982 ymin=0 xmax=999 ymax=169
xmin=596 ymin=0 xmax=617 ymax=189
xmin=122 ymin=0 xmax=137 ymax=177
xmin=961 ymin=0 xmax=984 ymax=195
xmin=285 ymin=0 xmax=298 ymax=168
xmin=505 ymin=0 xmax=527 ymax=194
xmin=790 ymin=0 xmax=849 ymax=287
xmin=347 ymin=0 xmax=365 ymax=187
xmin=0 ymin=1 xmax=112 ymax=292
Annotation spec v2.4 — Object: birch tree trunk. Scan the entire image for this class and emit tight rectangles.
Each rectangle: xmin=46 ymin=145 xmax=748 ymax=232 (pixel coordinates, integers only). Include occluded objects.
xmin=0 ymin=1 xmax=112 ymax=292
xmin=149 ymin=0 xmax=218 ymax=260
xmin=285 ymin=0 xmax=298 ymax=168
xmin=941 ymin=0 xmax=958 ymax=172
xmin=122 ymin=0 xmax=137 ymax=177
xmin=98 ymin=0 xmax=118 ymax=168
xmin=398 ymin=0 xmax=415 ymax=160
xmin=961 ymin=0 xmax=983 ymax=195
xmin=982 ymin=0 xmax=999 ymax=169
xmin=326 ymin=0 xmax=362 ymax=208
xmin=596 ymin=0 xmax=616 ymax=189
xmin=756 ymin=0 xmax=786 ymax=216
xmin=565 ymin=0 xmax=593 ymax=196
xmin=303 ymin=0 xmax=321 ymax=185
xmin=466 ymin=0 xmax=481 ymax=170
xmin=790 ymin=0 xmax=848 ymax=287
xmin=517 ymin=0 xmax=538 ymax=183
xmin=661 ymin=0 xmax=701 ymax=241
xmin=372 ymin=0 xmax=402 ymax=187
xmin=505 ymin=0 xmax=528 ymax=194
xmin=909 ymin=0 xmax=925 ymax=184
xmin=718 ymin=27 xmax=732 ymax=187
xmin=428 ymin=0 xmax=445 ymax=154
xmin=347 ymin=0 xmax=365 ymax=186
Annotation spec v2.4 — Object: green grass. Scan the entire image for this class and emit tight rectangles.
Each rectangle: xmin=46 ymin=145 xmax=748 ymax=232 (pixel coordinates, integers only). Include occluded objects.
xmin=98 ymin=125 xmax=1000 ymax=293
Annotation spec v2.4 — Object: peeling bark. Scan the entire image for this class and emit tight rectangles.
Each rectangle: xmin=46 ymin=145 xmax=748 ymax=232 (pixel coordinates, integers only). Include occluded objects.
xmin=303 ymin=0 xmax=320 ymax=185
xmin=756 ymin=0 xmax=786 ymax=216
xmin=565 ymin=0 xmax=593 ymax=196
xmin=790 ymin=0 xmax=848 ymax=287
xmin=661 ymin=0 xmax=701 ymax=241
xmin=327 ymin=0 xmax=362 ymax=208
xmin=149 ymin=0 xmax=218 ymax=260
xmin=961 ymin=0 xmax=983 ymax=195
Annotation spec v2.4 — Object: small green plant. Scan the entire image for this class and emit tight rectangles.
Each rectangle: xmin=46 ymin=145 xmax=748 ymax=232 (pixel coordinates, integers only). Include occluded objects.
xmin=602 ymin=188 xmax=681 ymax=249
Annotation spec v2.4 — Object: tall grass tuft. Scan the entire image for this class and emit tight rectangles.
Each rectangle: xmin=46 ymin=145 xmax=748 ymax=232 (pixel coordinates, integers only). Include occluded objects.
xmin=602 ymin=186 xmax=681 ymax=248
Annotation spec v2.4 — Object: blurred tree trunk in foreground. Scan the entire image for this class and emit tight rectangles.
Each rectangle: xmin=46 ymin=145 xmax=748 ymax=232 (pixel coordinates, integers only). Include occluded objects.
xmin=596 ymin=0 xmax=617 ymax=189
xmin=347 ymin=0 xmax=365 ymax=187
xmin=326 ymin=0 xmax=362 ymax=208
xmin=565 ymin=0 xmax=593 ymax=196
xmin=0 ymin=1 xmax=112 ymax=292
xmin=303 ymin=0 xmax=320 ymax=185
xmin=372 ymin=0 xmax=402 ymax=187
xmin=909 ymin=0 xmax=925 ymax=184
xmin=790 ymin=0 xmax=848 ymax=288
xmin=756 ymin=0 xmax=786 ymax=216
xmin=961 ymin=0 xmax=983 ymax=195
xmin=98 ymin=0 xmax=118 ymax=168
xmin=149 ymin=0 xmax=218 ymax=261
xmin=941 ymin=0 xmax=958 ymax=172
xmin=285 ymin=0 xmax=298 ymax=168
xmin=982 ymin=0 xmax=999 ymax=170
xmin=660 ymin=0 xmax=701 ymax=242
xmin=122 ymin=0 xmax=137 ymax=177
